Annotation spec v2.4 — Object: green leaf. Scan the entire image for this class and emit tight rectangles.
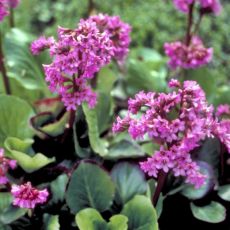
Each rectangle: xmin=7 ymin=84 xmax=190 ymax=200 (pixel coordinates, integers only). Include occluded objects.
xmin=43 ymin=214 xmax=60 ymax=230
xmin=50 ymin=174 xmax=68 ymax=204
xmin=97 ymin=66 xmax=117 ymax=95
xmin=111 ymin=162 xmax=147 ymax=205
xmin=107 ymin=215 xmax=128 ymax=230
xmin=82 ymin=103 xmax=109 ymax=157
xmin=181 ymin=161 xmax=215 ymax=200
xmin=121 ymin=195 xmax=158 ymax=230
xmin=105 ymin=140 xmax=146 ymax=160
xmin=75 ymin=208 xmax=128 ymax=230
xmin=218 ymin=185 xmax=230 ymax=201
xmin=75 ymin=208 xmax=107 ymax=230
xmin=0 ymin=95 xmax=34 ymax=146
xmin=66 ymin=162 xmax=115 ymax=214
xmin=39 ymin=112 xmax=70 ymax=137
xmin=190 ymin=202 xmax=226 ymax=223
xmin=3 ymin=28 xmax=48 ymax=93
xmin=4 ymin=137 xmax=55 ymax=173
xmin=0 ymin=193 xmax=12 ymax=214
xmin=0 ymin=206 xmax=27 ymax=225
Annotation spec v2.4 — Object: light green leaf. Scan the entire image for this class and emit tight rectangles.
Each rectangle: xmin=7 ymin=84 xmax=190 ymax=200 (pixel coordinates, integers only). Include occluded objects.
xmin=106 ymin=140 xmax=145 ymax=160
xmin=0 ymin=95 xmax=34 ymax=146
xmin=66 ymin=162 xmax=115 ymax=214
xmin=82 ymin=103 xmax=109 ymax=157
xmin=218 ymin=185 xmax=230 ymax=201
xmin=107 ymin=215 xmax=128 ymax=230
xmin=75 ymin=208 xmax=107 ymax=230
xmin=190 ymin=202 xmax=226 ymax=223
xmin=75 ymin=208 xmax=128 ymax=230
xmin=121 ymin=195 xmax=159 ymax=230
xmin=4 ymin=137 xmax=55 ymax=173
xmin=111 ymin=162 xmax=147 ymax=205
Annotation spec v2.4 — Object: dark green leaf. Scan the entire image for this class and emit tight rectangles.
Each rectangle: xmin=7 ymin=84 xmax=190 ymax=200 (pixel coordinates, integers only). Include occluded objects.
xmin=66 ymin=162 xmax=115 ymax=214
xmin=111 ymin=162 xmax=147 ymax=205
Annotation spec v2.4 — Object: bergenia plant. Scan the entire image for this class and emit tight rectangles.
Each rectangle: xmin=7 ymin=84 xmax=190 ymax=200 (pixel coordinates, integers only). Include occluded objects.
xmin=0 ymin=0 xmax=229 ymax=229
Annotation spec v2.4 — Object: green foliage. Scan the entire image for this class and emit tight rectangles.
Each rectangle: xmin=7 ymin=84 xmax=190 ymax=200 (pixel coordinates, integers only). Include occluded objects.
xmin=4 ymin=137 xmax=55 ymax=173
xmin=121 ymin=195 xmax=159 ymax=230
xmin=75 ymin=208 xmax=128 ymax=230
xmin=66 ymin=162 xmax=115 ymax=214
xmin=111 ymin=162 xmax=147 ymax=205
xmin=218 ymin=185 xmax=230 ymax=201
xmin=0 ymin=95 xmax=34 ymax=145
xmin=190 ymin=202 xmax=226 ymax=223
xmin=43 ymin=214 xmax=60 ymax=230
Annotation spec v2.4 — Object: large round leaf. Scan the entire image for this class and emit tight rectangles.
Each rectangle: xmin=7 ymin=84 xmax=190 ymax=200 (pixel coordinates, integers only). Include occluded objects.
xmin=66 ymin=162 xmax=115 ymax=214
xmin=190 ymin=202 xmax=226 ymax=223
xmin=0 ymin=95 xmax=34 ymax=145
xmin=121 ymin=195 xmax=158 ymax=230
xmin=111 ymin=162 xmax=147 ymax=205
xmin=218 ymin=185 xmax=230 ymax=201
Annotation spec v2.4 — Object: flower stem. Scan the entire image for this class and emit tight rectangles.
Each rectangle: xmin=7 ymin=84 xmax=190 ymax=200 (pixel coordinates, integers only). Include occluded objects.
xmin=152 ymin=170 xmax=167 ymax=206
xmin=9 ymin=8 xmax=15 ymax=28
xmin=185 ymin=3 xmax=194 ymax=46
xmin=193 ymin=12 xmax=203 ymax=35
xmin=0 ymin=32 xmax=11 ymax=94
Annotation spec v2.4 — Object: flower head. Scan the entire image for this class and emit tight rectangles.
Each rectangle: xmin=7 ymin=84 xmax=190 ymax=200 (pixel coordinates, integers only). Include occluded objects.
xmin=0 ymin=0 xmax=9 ymax=21
xmin=199 ymin=0 xmax=222 ymax=15
xmin=89 ymin=14 xmax=131 ymax=65
xmin=164 ymin=36 xmax=213 ymax=69
xmin=11 ymin=182 xmax=49 ymax=209
xmin=113 ymin=79 xmax=222 ymax=188
xmin=0 ymin=148 xmax=16 ymax=185
xmin=30 ymin=36 xmax=55 ymax=55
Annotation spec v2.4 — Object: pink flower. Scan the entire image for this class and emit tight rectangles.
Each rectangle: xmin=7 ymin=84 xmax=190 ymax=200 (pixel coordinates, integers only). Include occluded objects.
xmin=0 ymin=0 xmax=9 ymax=21
xmin=7 ymin=0 xmax=20 ymax=8
xmin=89 ymin=14 xmax=131 ymax=65
xmin=216 ymin=104 xmax=230 ymax=117
xmin=0 ymin=148 xmax=16 ymax=185
xmin=30 ymin=36 xmax=55 ymax=55
xmin=173 ymin=0 xmax=195 ymax=13
xmin=199 ymin=0 xmax=222 ymax=15
xmin=113 ymin=79 xmax=220 ymax=188
xmin=164 ymin=36 xmax=213 ymax=69
xmin=11 ymin=182 xmax=49 ymax=209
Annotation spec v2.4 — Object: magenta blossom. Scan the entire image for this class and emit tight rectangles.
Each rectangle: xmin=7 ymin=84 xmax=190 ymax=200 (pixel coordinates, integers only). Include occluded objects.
xmin=30 ymin=36 xmax=55 ymax=55
xmin=173 ymin=0 xmax=195 ymax=13
xmin=199 ymin=0 xmax=222 ymax=15
xmin=113 ymin=79 xmax=229 ymax=188
xmin=164 ymin=36 xmax=213 ymax=69
xmin=89 ymin=14 xmax=131 ymax=65
xmin=216 ymin=104 xmax=230 ymax=117
xmin=11 ymin=182 xmax=49 ymax=209
xmin=0 ymin=148 xmax=16 ymax=185
xmin=7 ymin=0 xmax=20 ymax=8
xmin=0 ymin=0 xmax=9 ymax=21
xmin=32 ymin=19 xmax=114 ymax=111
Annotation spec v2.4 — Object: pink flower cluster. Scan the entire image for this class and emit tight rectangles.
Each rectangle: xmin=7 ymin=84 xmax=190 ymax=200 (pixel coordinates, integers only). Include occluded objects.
xmin=11 ymin=182 xmax=49 ymax=209
xmin=173 ymin=0 xmax=222 ymax=15
xmin=0 ymin=0 xmax=20 ymax=21
xmin=164 ymin=36 xmax=213 ymax=69
xmin=89 ymin=14 xmax=131 ymax=65
xmin=113 ymin=79 xmax=230 ymax=188
xmin=0 ymin=148 xmax=16 ymax=185
xmin=31 ymin=15 xmax=131 ymax=110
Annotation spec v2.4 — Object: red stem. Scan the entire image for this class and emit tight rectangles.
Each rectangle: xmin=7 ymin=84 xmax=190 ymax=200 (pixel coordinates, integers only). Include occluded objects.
xmin=185 ymin=3 xmax=194 ymax=46
xmin=152 ymin=170 xmax=167 ymax=206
